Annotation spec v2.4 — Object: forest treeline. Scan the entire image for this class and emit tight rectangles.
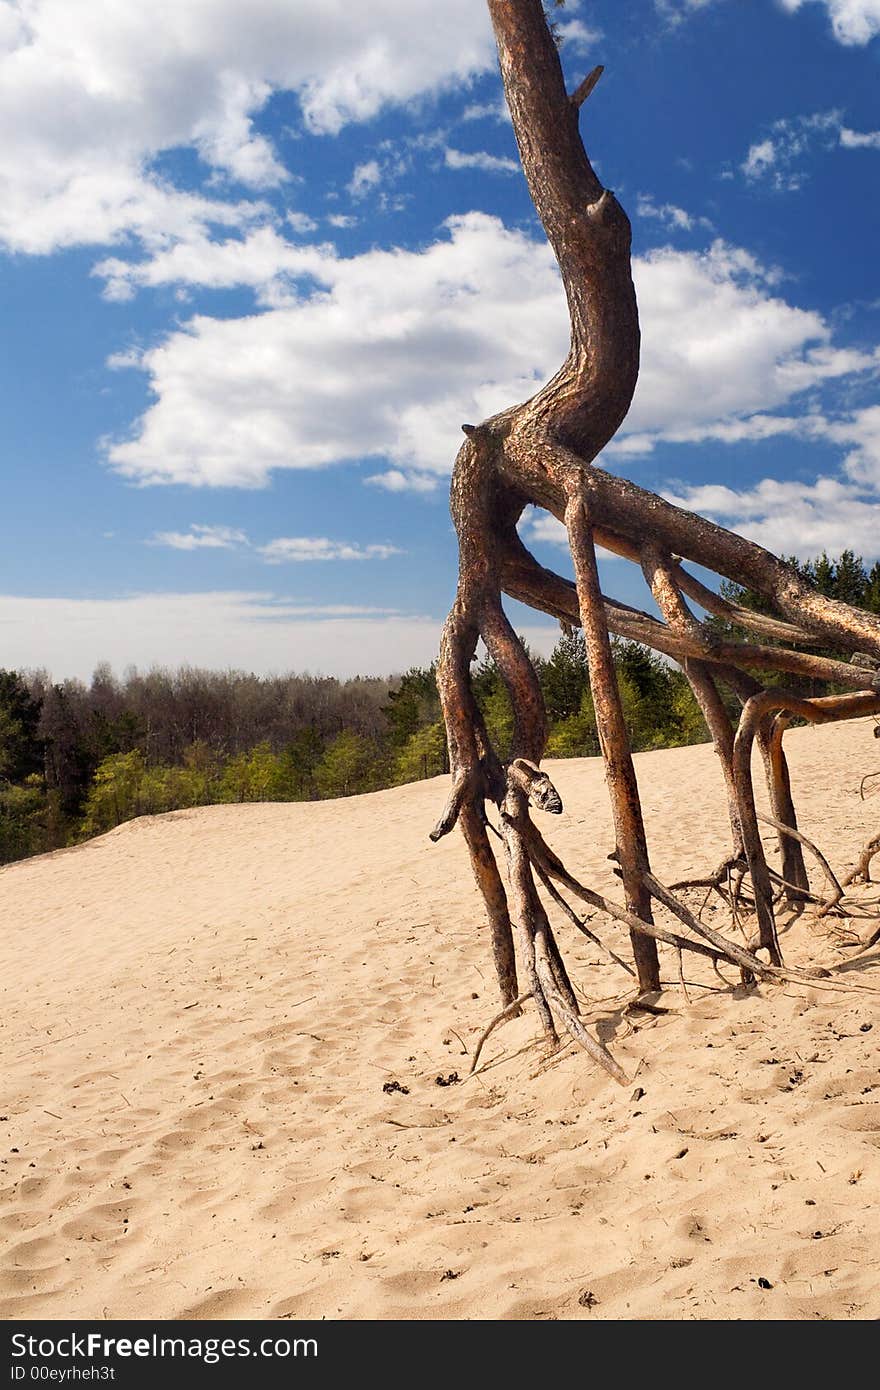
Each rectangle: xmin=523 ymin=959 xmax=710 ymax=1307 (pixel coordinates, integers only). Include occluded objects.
xmin=1 ymin=549 xmax=877 ymax=866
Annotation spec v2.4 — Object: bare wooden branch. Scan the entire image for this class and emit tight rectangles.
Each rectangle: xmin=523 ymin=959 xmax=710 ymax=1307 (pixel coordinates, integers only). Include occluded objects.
xmin=429 ymin=767 xmax=472 ymax=842
xmin=508 ymin=758 xmax=563 ymax=814
xmin=569 ymin=64 xmax=604 ymax=108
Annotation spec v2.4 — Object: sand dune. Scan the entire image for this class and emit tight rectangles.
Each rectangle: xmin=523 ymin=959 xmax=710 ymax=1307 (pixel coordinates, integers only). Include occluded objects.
xmin=1 ymin=718 xmax=879 ymax=1321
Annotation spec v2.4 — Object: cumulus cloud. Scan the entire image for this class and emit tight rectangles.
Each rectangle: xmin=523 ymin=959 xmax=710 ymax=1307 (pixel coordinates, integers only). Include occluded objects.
xmin=257 ymin=538 xmax=402 ymax=562
xmin=655 ymin=0 xmax=720 ymax=24
xmin=191 ymin=74 xmax=289 ymax=188
xmin=461 ymin=98 xmax=509 ymax=124
xmin=519 ymin=508 xmax=656 ymax=560
xmin=105 ymin=213 xmax=566 ymax=487
xmin=287 ymin=212 xmax=319 ymax=234
xmin=823 ymin=404 xmax=880 ymax=486
xmin=616 ymin=241 xmax=878 ymax=448
xmin=522 ymin=511 xmax=569 ymax=549
xmin=524 ymin=458 xmax=880 ymax=566
xmin=0 ymin=0 xmax=495 ymax=257
xmin=659 ymin=405 xmax=880 ymax=559
xmin=0 ymin=591 xmax=557 ymax=682
xmin=739 ymin=110 xmax=842 ymax=191
xmin=94 ymin=227 xmax=335 ymax=304
xmin=737 ymin=110 xmax=880 ymax=191
xmin=443 ymin=148 xmax=520 ymax=175
xmin=150 ymin=524 xmax=249 ymax=550
xmin=840 ymin=125 xmax=880 ymax=149
xmin=636 ymin=195 xmax=713 ymax=232
xmin=365 ymin=469 xmax=439 ymax=494
xmin=341 ymin=145 xmax=412 ymax=210
xmin=104 ymin=218 xmax=880 ymax=493
xmin=741 ymin=139 xmax=777 ymax=180
xmin=779 ymin=0 xmax=880 ymax=45
xmin=147 ymin=525 xmax=403 ymax=563
xmin=347 ymin=160 xmax=383 ymax=199
xmin=554 ymin=20 xmax=603 ymax=52
xmin=665 ymin=475 xmax=880 ymax=559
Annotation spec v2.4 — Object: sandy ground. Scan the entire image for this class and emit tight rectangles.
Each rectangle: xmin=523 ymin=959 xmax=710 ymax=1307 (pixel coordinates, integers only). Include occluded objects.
xmin=1 ymin=718 xmax=879 ymax=1321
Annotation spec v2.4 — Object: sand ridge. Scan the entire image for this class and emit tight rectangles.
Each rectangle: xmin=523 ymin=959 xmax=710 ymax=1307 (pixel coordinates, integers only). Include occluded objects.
xmin=1 ymin=718 xmax=878 ymax=1320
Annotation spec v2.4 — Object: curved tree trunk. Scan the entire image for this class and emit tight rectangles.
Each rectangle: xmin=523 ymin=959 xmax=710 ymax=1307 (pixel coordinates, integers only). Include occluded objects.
xmin=431 ymin=0 xmax=880 ymax=1074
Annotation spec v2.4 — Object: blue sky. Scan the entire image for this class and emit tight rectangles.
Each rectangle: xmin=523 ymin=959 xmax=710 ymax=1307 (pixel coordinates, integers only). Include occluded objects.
xmin=1 ymin=0 xmax=879 ymax=680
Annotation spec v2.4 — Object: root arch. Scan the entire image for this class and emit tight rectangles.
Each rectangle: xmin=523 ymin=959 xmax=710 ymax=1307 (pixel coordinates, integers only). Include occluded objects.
xmin=430 ymin=0 xmax=880 ymax=1079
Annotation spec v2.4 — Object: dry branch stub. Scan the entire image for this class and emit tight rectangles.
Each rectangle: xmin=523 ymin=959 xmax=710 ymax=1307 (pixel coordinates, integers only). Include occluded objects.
xmin=429 ymin=0 xmax=879 ymax=1083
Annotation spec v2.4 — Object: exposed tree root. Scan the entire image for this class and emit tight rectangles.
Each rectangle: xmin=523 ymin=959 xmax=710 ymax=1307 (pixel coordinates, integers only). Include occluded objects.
xmin=755 ymin=810 xmax=844 ymax=915
xmin=844 ymin=833 xmax=880 ymax=887
xmin=669 ymin=854 xmax=746 ymax=896
xmin=859 ymin=771 xmax=880 ymax=801
xmin=767 ymin=868 xmax=825 ymax=907
xmin=428 ymin=0 xmax=879 ymax=1086
xmin=469 ymin=992 xmax=534 ymax=1075
xmin=856 ymin=922 xmax=880 ymax=952
xmin=531 ymin=855 xmax=637 ymax=980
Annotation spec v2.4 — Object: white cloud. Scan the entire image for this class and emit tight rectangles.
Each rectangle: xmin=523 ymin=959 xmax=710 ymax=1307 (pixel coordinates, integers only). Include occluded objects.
xmin=192 ymin=74 xmax=289 ymax=189
xmin=340 ymin=145 xmax=413 ymax=209
xmin=739 ymin=110 xmax=842 ymax=191
xmin=147 ymin=525 xmax=405 ymax=563
xmin=657 ymin=404 xmax=880 ymax=562
xmin=461 ymin=98 xmax=509 ymax=124
xmin=636 ymin=195 xmax=713 ymax=232
xmin=1 ymin=2 xmax=874 ymax=273
xmin=150 ymin=524 xmax=249 ymax=550
xmin=106 ymin=213 xmax=566 ymax=486
xmin=741 ymin=139 xmax=777 ymax=179
xmin=779 ymin=0 xmax=880 ymax=45
xmin=7 ymin=168 xmax=266 ymax=261
xmin=0 ymin=0 xmax=495 ymax=257
xmin=655 ymin=0 xmax=719 ymax=24
xmin=443 ymin=148 xmax=520 ymax=175
xmin=523 ymin=512 xmax=569 ymax=548
xmin=840 ymin=125 xmax=880 ymax=149
xmin=287 ymin=211 xmax=318 ymax=234
xmin=0 ymin=591 xmax=557 ymax=682
xmin=823 ymin=404 xmax=880 ymax=485
xmin=665 ymin=475 xmax=880 ymax=559
xmin=524 ymin=461 xmax=880 ymax=565
xmin=617 ymin=240 xmax=877 ymax=447
xmin=257 ymin=537 xmax=403 ymax=562
xmin=365 ymin=469 xmax=439 ymax=494
xmin=554 ymin=20 xmax=603 ymax=52
xmin=104 ymin=219 xmax=880 ymax=492
xmin=94 ymin=226 xmax=335 ymax=304
xmin=347 ymin=160 xmax=383 ymax=199
xmin=521 ymin=508 xmax=630 ymax=558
